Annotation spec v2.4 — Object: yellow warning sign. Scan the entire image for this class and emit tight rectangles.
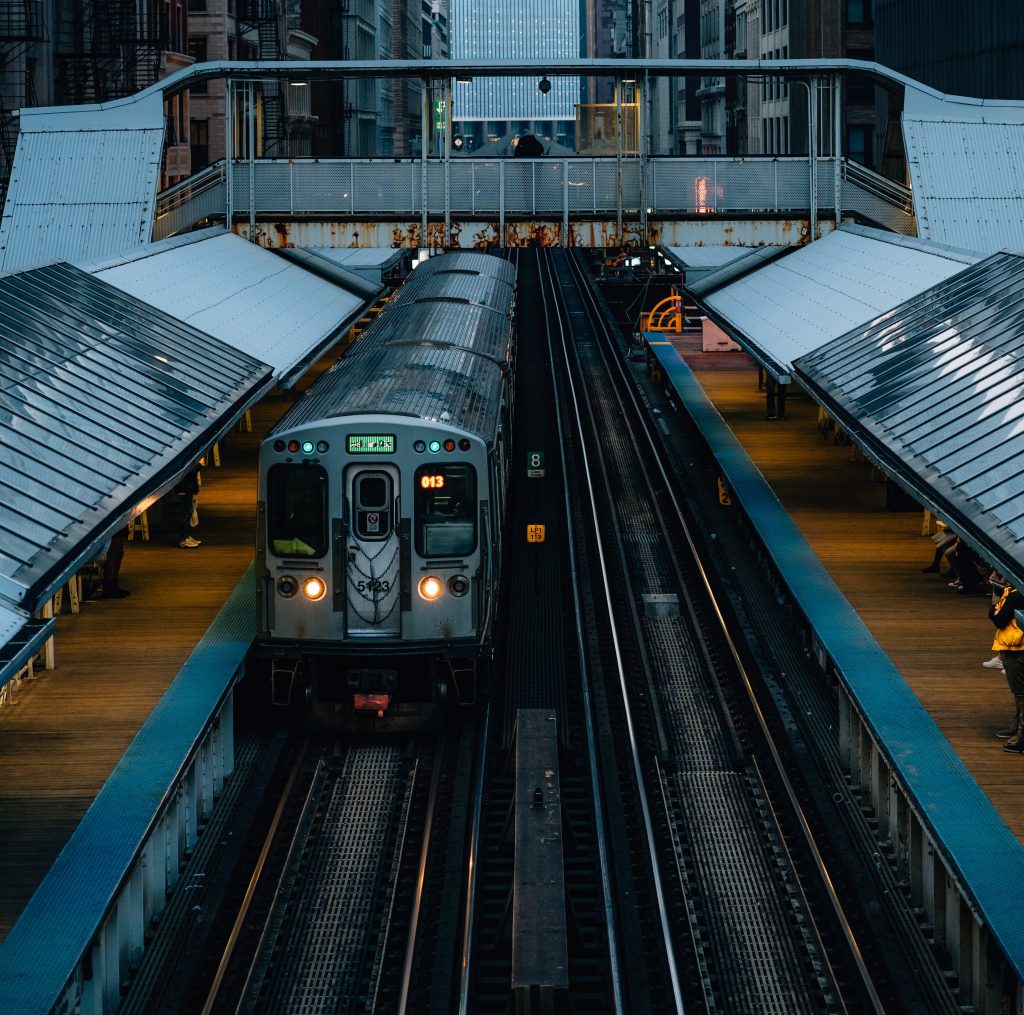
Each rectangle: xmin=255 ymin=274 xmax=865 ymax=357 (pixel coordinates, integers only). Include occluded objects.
xmin=717 ymin=477 xmax=732 ymax=506
xmin=527 ymin=524 xmax=546 ymax=543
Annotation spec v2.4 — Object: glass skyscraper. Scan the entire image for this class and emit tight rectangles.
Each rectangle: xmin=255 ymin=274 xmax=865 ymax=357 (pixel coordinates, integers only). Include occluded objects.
xmin=451 ymin=0 xmax=580 ymax=137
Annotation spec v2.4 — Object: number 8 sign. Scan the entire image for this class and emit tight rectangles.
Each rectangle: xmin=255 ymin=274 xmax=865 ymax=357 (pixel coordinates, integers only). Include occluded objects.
xmin=527 ymin=450 xmax=545 ymax=478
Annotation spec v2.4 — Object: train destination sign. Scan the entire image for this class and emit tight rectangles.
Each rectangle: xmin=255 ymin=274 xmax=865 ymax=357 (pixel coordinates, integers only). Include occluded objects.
xmin=347 ymin=434 xmax=396 ymax=454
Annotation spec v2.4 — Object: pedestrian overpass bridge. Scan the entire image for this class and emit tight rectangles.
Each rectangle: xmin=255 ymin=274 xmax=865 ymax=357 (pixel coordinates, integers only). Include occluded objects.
xmin=1 ymin=56 xmax=1022 ymax=271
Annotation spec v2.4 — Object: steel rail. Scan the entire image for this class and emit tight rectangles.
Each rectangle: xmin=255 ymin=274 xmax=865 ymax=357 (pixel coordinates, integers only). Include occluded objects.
xmin=535 ymin=254 xmax=627 ymax=1015
xmin=539 ymin=248 xmax=684 ymax=1014
xmin=566 ymin=250 xmax=883 ymax=1012
xmin=457 ymin=710 xmax=490 ymax=1015
xmin=392 ymin=749 xmax=431 ymax=1013
xmin=231 ymin=756 xmax=329 ymax=1014
xmin=198 ymin=740 xmax=308 ymax=1015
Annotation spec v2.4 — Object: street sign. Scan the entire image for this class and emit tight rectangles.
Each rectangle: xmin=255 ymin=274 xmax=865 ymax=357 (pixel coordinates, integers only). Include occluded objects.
xmin=527 ymin=450 xmax=545 ymax=478
xmin=527 ymin=524 xmax=546 ymax=543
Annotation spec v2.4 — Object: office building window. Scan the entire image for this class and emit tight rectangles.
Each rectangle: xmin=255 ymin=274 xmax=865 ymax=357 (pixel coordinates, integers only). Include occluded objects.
xmin=190 ymin=119 xmax=209 ymax=169
xmin=847 ymin=0 xmax=874 ymax=24
xmin=189 ymin=37 xmax=207 ymax=93
xmin=847 ymin=125 xmax=872 ymax=165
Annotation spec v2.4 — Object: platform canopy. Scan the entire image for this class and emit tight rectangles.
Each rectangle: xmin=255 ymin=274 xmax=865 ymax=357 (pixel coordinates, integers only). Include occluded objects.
xmin=0 ymin=261 xmax=273 ymax=618
xmin=664 ymin=244 xmax=771 ymax=286
xmin=0 ymin=94 xmax=165 ymax=274
xmin=305 ymin=246 xmax=411 ymax=287
xmin=91 ymin=230 xmax=370 ymax=388
xmin=793 ymin=250 xmax=1024 ymax=589
xmin=903 ymin=90 xmax=1024 ymax=255
xmin=691 ymin=225 xmax=979 ymax=382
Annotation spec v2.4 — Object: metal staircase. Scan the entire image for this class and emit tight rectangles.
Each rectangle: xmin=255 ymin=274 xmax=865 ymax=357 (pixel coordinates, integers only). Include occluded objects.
xmin=0 ymin=0 xmax=44 ymax=202
xmin=235 ymin=0 xmax=286 ymax=156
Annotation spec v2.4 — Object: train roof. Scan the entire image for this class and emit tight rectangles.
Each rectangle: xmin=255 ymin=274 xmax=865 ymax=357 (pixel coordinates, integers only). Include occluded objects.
xmin=271 ymin=252 xmax=515 ymax=442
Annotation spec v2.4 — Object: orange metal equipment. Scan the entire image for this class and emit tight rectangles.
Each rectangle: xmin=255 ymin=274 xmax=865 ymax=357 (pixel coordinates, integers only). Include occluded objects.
xmin=640 ymin=292 xmax=684 ymax=334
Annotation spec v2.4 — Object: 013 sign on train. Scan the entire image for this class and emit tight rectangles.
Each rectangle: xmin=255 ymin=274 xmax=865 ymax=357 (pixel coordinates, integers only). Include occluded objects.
xmin=255 ymin=252 xmax=516 ymax=726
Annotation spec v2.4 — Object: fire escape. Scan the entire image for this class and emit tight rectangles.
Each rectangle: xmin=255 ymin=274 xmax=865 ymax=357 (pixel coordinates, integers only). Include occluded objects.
xmin=54 ymin=0 xmax=160 ymax=107
xmin=0 ymin=0 xmax=45 ymax=201
xmin=235 ymin=0 xmax=285 ymax=156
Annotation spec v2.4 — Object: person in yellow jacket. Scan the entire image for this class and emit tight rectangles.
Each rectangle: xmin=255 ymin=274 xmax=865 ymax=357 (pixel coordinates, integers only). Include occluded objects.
xmin=989 ymin=582 xmax=1024 ymax=750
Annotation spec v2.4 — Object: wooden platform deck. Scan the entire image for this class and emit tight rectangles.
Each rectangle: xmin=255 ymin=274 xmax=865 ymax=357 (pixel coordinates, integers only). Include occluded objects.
xmin=680 ymin=339 xmax=1024 ymax=845
xmin=0 ymin=388 xmax=297 ymax=941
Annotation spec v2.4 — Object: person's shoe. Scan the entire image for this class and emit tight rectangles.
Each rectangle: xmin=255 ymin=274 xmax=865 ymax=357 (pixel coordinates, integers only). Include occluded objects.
xmin=983 ymin=655 xmax=1006 ymax=670
xmin=948 ymin=580 xmax=961 ymax=588
xmin=102 ymin=587 xmax=130 ymax=599
xmin=921 ymin=563 xmax=939 ymax=573
xmin=179 ymin=536 xmax=201 ymax=548
xmin=997 ymin=722 xmax=1018 ymax=738
xmin=1003 ymin=733 xmax=1024 ymax=753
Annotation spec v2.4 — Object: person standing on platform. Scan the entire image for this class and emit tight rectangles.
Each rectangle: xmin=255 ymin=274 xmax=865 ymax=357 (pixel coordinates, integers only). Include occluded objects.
xmin=102 ymin=526 xmax=131 ymax=598
xmin=765 ymin=375 xmax=787 ymax=421
xmin=175 ymin=468 xmax=202 ymax=549
xmin=988 ymin=581 xmax=1024 ymax=748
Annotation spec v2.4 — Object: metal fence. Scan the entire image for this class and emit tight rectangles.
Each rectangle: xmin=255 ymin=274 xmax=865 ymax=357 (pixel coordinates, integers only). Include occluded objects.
xmin=154 ymin=155 xmax=916 ymax=239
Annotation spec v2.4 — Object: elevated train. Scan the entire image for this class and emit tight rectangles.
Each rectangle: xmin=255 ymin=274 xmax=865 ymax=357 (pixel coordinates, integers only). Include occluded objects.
xmin=256 ymin=252 xmax=516 ymax=723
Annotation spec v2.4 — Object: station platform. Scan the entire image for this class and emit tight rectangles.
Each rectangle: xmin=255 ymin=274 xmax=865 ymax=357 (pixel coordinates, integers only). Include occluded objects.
xmin=668 ymin=332 xmax=1024 ymax=844
xmin=0 ymin=386 xmax=295 ymax=940
xmin=2 ymin=315 xmax=1019 ymax=961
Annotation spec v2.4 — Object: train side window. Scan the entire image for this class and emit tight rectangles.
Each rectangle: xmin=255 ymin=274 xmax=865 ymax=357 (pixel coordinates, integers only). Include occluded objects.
xmin=267 ymin=463 xmax=328 ymax=557
xmin=353 ymin=471 xmax=393 ymax=540
xmin=415 ymin=463 xmax=476 ymax=556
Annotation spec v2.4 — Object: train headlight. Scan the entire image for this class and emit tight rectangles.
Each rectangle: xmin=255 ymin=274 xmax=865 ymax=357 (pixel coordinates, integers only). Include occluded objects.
xmin=277 ymin=575 xmax=298 ymax=598
xmin=418 ymin=576 xmax=444 ymax=601
xmin=448 ymin=575 xmax=470 ymax=597
xmin=302 ymin=576 xmax=327 ymax=601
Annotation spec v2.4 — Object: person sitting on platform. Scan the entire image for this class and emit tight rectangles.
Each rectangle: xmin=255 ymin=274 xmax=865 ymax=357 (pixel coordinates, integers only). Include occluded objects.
xmin=921 ymin=525 xmax=957 ymax=574
xmin=988 ymin=581 xmax=1024 ymax=748
xmin=946 ymin=538 xmax=989 ymax=595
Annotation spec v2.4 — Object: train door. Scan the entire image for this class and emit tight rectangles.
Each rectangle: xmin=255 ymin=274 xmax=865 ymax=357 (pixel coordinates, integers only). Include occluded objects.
xmin=345 ymin=466 xmax=401 ymax=637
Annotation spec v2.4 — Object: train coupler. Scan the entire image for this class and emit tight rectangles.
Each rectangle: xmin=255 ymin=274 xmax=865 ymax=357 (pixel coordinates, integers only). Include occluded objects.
xmin=271 ymin=658 xmax=302 ymax=707
xmin=446 ymin=659 xmax=478 ymax=705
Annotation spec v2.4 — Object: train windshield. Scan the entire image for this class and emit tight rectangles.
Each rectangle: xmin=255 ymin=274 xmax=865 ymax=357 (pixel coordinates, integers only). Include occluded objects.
xmin=415 ymin=464 xmax=476 ymax=557
xmin=267 ymin=463 xmax=328 ymax=557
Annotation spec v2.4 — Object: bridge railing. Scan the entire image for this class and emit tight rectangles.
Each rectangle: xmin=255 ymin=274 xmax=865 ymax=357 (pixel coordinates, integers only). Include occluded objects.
xmin=153 ymin=160 xmax=226 ymax=240
xmin=153 ymin=155 xmax=917 ymax=240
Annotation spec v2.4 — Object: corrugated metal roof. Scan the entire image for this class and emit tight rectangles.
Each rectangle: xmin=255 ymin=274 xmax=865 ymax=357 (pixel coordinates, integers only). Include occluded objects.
xmin=0 ymin=95 xmax=165 ymax=274
xmin=666 ymin=246 xmax=758 ymax=269
xmin=687 ymin=244 xmax=794 ymax=299
xmin=0 ymin=262 xmax=272 ymax=612
xmin=903 ymin=90 xmax=1024 ymax=255
xmin=0 ymin=612 xmax=54 ymax=689
xmin=93 ymin=232 xmax=366 ymax=387
xmin=792 ymin=250 xmax=1024 ymax=588
xmin=697 ymin=226 xmax=978 ymax=380
xmin=310 ymin=248 xmax=407 ymax=269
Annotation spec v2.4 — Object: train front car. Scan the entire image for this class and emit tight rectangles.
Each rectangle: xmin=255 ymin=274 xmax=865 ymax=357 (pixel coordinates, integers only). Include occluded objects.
xmin=257 ymin=253 xmax=516 ymax=726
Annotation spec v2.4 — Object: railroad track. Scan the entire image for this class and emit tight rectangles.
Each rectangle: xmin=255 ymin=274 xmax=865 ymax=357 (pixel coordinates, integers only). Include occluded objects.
xmin=521 ymin=246 xmax=888 ymax=1012
xmin=119 ymin=247 xmax=953 ymax=1014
